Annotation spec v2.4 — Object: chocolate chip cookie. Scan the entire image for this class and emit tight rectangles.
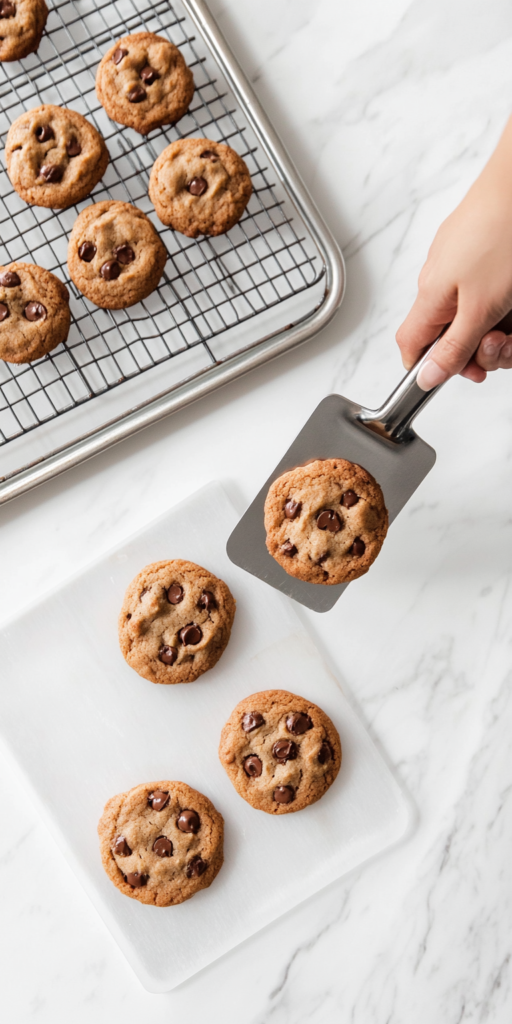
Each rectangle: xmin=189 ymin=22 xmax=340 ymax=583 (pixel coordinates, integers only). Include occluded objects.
xmin=149 ymin=137 xmax=253 ymax=237
xmin=0 ymin=0 xmax=47 ymax=63
xmin=96 ymin=32 xmax=194 ymax=135
xmin=264 ymin=458 xmax=389 ymax=586
xmin=98 ymin=780 xmax=224 ymax=906
xmin=118 ymin=559 xmax=236 ymax=685
xmin=67 ymin=201 xmax=167 ymax=309
xmin=6 ymin=105 xmax=109 ymax=209
xmin=0 ymin=262 xmax=70 ymax=363
xmin=219 ymin=690 xmax=341 ymax=815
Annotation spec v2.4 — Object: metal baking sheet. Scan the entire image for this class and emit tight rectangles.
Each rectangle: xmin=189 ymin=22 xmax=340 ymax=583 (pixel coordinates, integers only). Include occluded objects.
xmin=0 ymin=0 xmax=344 ymax=503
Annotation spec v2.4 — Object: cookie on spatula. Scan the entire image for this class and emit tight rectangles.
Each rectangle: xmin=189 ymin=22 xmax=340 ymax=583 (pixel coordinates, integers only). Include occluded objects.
xmin=264 ymin=458 xmax=388 ymax=585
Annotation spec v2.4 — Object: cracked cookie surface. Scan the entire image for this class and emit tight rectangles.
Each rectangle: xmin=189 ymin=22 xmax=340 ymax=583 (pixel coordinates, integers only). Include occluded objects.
xmin=0 ymin=0 xmax=47 ymax=63
xmin=264 ymin=458 xmax=389 ymax=586
xmin=0 ymin=261 xmax=70 ymax=363
xmin=67 ymin=200 xmax=167 ymax=309
xmin=219 ymin=689 xmax=341 ymax=814
xmin=96 ymin=31 xmax=194 ymax=135
xmin=149 ymin=137 xmax=252 ymax=237
xmin=98 ymin=780 xmax=224 ymax=906
xmin=118 ymin=558 xmax=236 ymax=684
xmin=6 ymin=104 xmax=109 ymax=208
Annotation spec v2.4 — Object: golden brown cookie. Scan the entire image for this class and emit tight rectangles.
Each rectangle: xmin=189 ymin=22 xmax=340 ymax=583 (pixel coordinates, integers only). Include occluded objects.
xmin=0 ymin=0 xmax=47 ymax=63
xmin=118 ymin=559 xmax=236 ymax=685
xmin=67 ymin=201 xmax=167 ymax=309
xmin=98 ymin=780 xmax=224 ymax=907
xmin=219 ymin=690 xmax=341 ymax=815
xmin=5 ymin=105 xmax=109 ymax=209
xmin=264 ymin=458 xmax=389 ymax=585
xmin=95 ymin=32 xmax=194 ymax=135
xmin=149 ymin=137 xmax=252 ymax=237
xmin=0 ymin=262 xmax=70 ymax=363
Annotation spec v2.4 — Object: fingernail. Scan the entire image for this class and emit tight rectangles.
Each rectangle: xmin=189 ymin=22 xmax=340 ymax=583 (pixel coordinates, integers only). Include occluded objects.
xmin=417 ymin=359 xmax=449 ymax=391
xmin=503 ymin=342 xmax=512 ymax=359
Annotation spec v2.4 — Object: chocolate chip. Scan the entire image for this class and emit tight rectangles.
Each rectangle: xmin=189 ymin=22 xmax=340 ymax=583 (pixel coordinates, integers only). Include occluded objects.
xmin=243 ymin=755 xmax=262 ymax=777
xmin=140 ymin=64 xmax=160 ymax=84
xmin=317 ymin=553 xmax=329 ymax=565
xmin=286 ymin=712 xmax=313 ymax=735
xmin=273 ymin=785 xmax=295 ymax=804
xmin=350 ymin=537 xmax=366 ymax=556
xmin=0 ymin=271 xmax=20 ymax=287
xmin=186 ymin=855 xmax=207 ymax=878
xmin=148 ymin=789 xmax=170 ymax=811
xmin=284 ymin=499 xmax=301 ymax=519
xmin=177 ymin=809 xmax=200 ymax=834
xmin=139 ymin=587 xmax=149 ymax=600
xmin=187 ymin=176 xmax=208 ymax=196
xmin=242 ymin=712 xmax=265 ymax=733
xmin=66 ymin=138 xmax=81 ymax=157
xmin=113 ymin=244 xmax=135 ymax=265
xmin=197 ymin=589 xmax=216 ymax=611
xmin=78 ymin=241 xmax=96 ymax=262
xmin=167 ymin=583 xmax=183 ymax=604
xmin=272 ymin=739 xmax=297 ymax=762
xmin=342 ymin=489 xmax=359 ymax=508
xmin=179 ymin=623 xmax=202 ymax=645
xmin=126 ymin=871 xmax=147 ymax=887
xmin=113 ymin=835 xmax=132 ymax=856
xmin=0 ymin=303 xmax=8 ymax=322
xmin=127 ymin=85 xmax=147 ymax=103
xmin=317 ymin=510 xmax=342 ymax=533
xmin=200 ymin=150 xmax=218 ymax=160
xmin=281 ymin=541 xmax=297 ymax=556
xmin=100 ymin=260 xmax=121 ymax=281
xmin=318 ymin=741 xmax=332 ymax=765
xmin=0 ymin=1 xmax=15 ymax=17
xmin=35 ymin=124 xmax=54 ymax=142
xmin=24 ymin=302 xmax=46 ymax=322
xmin=159 ymin=644 xmax=177 ymax=665
xmin=112 ymin=47 xmax=127 ymax=64
xmin=152 ymin=836 xmax=173 ymax=857
xmin=40 ymin=164 xmax=64 ymax=183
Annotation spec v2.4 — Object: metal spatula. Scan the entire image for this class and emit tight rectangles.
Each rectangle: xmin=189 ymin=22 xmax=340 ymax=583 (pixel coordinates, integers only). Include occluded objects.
xmin=227 ymin=345 xmax=442 ymax=612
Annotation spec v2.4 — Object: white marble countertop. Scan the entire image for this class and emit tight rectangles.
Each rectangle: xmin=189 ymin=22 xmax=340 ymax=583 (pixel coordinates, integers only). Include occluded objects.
xmin=1 ymin=0 xmax=512 ymax=1020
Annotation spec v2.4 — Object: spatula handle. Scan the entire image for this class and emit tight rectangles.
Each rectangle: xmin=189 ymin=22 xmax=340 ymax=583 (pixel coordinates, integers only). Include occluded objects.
xmin=359 ymin=341 xmax=442 ymax=443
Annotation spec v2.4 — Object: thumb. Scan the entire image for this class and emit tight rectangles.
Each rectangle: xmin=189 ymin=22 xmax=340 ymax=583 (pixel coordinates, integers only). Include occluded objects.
xmin=416 ymin=300 xmax=493 ymax=390
xmin=396 ymin=291 xmax=454 ymax=371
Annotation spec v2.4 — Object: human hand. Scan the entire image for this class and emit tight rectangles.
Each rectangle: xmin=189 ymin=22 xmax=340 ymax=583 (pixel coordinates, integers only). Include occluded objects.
xmin=396 ymin=116 xmax=512 ymax=390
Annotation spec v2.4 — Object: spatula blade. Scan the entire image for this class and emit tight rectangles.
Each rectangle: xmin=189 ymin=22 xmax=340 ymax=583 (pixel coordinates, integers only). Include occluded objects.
xmin=226 ymin=394 xmax=436 ymax=612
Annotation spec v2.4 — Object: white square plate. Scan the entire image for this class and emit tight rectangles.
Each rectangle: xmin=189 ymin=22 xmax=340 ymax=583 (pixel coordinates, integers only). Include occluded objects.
xmin=0 ymin=482 xmax=410 ymax=991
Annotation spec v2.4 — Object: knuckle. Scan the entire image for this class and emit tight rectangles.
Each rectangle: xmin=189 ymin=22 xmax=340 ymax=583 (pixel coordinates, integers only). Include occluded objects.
xmin=417 ymin=263 xmax=434 ymax=292
xmin=395 ymin=314 xmax=419 ymax=352
xmin=438 ymin=333 xmax=473 ymax=366
xmin=500 ymin=343 xmax=512 ymax=367
xmin=395 ymin=323 xmax=408 ymax=347
xmin=477 ymin=354 xmax=497 ymax=372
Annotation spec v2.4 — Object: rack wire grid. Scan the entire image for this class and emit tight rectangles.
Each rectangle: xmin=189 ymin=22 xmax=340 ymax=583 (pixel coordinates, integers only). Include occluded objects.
xmin=0 ymin=0 xmax=323 ymax=450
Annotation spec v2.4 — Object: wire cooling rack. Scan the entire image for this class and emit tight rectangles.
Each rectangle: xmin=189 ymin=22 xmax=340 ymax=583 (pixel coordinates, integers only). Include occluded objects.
xmin=0 ymin=0 xmax=344 ymax=502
